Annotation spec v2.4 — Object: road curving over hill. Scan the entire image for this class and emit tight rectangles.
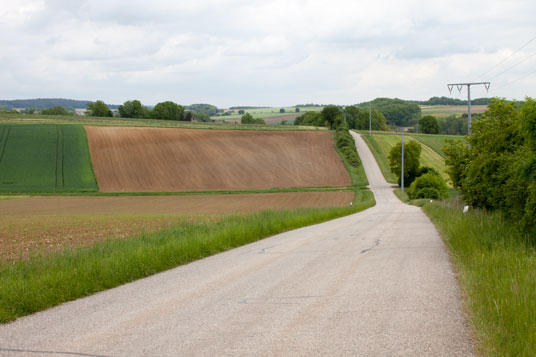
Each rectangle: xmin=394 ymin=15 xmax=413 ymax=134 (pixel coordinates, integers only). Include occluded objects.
xmin=0 ymin=133 xmax=474 ymax=356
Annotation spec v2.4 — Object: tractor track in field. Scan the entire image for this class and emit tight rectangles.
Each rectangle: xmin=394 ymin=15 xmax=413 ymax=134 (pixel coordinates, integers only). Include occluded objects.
xmin=55 ymin=126 xmax=65 ymax=189
xmin=0 ymin=126 xmax=10 ymax=168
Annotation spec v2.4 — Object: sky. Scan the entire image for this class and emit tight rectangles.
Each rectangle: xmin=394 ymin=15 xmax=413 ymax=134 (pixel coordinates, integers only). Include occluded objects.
xmin=1 ymin=0 xmax=535 ymax=108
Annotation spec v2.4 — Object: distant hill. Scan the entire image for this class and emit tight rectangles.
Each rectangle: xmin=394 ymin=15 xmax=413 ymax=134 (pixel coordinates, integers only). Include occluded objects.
xmin=0 ymin=98 xmax=119 ymax=110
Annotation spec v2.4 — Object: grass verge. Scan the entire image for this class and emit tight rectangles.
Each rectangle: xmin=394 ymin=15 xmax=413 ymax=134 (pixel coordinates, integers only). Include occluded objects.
xmin=422 ymin=202 xmax=536 ymax=356
xmin=0 ymin=198 xmax=374 ymax=323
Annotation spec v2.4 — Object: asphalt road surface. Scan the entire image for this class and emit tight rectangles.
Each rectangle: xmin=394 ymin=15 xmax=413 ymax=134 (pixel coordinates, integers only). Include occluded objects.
xmin=0 ymin=132 xmax=474 ymax=356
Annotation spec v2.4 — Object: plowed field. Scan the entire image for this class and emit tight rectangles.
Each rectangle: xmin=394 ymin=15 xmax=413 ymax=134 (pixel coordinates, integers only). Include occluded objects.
xmin=86 ymin=127 xmax=349 ymax=192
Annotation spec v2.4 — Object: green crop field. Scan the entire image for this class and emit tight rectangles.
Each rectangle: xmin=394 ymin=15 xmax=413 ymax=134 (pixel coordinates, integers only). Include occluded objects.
xmin=0 ymin=124 xmax=98 ymax=193
xmin=360 ymin=132 xmax=450 ymax=184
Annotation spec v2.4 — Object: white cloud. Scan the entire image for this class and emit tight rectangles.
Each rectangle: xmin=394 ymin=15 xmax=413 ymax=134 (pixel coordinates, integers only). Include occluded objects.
xmin=0 ymin=0 xmax=535 ymax=106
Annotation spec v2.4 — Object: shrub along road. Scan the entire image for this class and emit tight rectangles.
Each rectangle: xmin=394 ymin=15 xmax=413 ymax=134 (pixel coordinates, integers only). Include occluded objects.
xmin=0 ymin=133 xmax=473 ymax=355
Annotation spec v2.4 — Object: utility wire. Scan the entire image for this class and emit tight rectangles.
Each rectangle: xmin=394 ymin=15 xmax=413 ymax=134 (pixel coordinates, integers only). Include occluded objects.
xmin=478 ymin=33 xmax=536 ymax=79
xmin=486 ymin=51 xmax=536 ymax=81
xmin=493 ymin=69 xmax=536 ymax=90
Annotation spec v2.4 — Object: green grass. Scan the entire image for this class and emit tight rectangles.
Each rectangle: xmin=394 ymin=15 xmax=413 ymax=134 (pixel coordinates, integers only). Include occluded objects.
xmin=423 ymin=202 xmax=536 ymax=356
xmin=360 ymin=132 xmax=449 ymax=184
xmin=0 ymin=124 xmax=98 ymax=193
xmin=0 ymin=199 xmax=374 ymax=323
xmin=0 ymin=114 xmax=323 ymax=131
xmin=210 ymin=106 xmax=322 ymax=121
xmin=409 ymin=134 xmax=466 ymax=158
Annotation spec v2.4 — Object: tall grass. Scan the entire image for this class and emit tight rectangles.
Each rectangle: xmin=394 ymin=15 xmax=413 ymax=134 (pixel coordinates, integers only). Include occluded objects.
xmin=0 ymin=198 xmax=373 ymax=323
xmin=423 ymin=203 xmax=536 ymax=356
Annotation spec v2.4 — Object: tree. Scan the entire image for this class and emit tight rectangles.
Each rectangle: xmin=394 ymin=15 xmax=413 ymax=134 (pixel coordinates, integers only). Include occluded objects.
xmin=151 ymin=101 xmax=184 ymax=121
xmin=408 ymin=172 xmax=448 ymax=199
xmin=185 ymin=103 xmax=219 ymax=116
xmin=184 ymin=111 xmax=193 ymax=121
xmin=439 ymin=115 xmax=467 ymax=135
xmin=41 ymin=106 xmax=71 ymax=115
xmin=241 ymin=113 xmax=255 ymax=124
xmin=388 ymin=140 xmax=422 ymax=187
xmin=321 ymin=105 xmax=342 ymax=129
xmin=254 ymin=118 xmax=266 ymax=125
xmin=87 ymin=100 xmax=113 ymax=117
xmin=193 ymin=112 xmax=211 ymax=122
xmin=344 ymin=106 xmax=389 ymax=131
xmin=419 ymin=115 xmax=440 ymax=134
xmin=359 ymin=98 xmax=421 ymax=126
xmin=280 ymin=108 xmax=286 ymax=113
xmin=295 ymin=107 xmax=300 ymax=112
xmin=444 ymin=97 xmax=536 ymax=234
xmin=294 ymin=111 xmax=324 ymax=126
xmin=238 ymin=110 xmax=245 ymax=115
xmin=118 ymin=100 xmax=148 ymax=118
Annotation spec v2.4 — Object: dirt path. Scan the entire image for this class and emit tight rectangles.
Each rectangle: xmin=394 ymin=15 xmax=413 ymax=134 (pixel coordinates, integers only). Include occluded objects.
xmin=0 ymin=134 xmax=474 ymax=356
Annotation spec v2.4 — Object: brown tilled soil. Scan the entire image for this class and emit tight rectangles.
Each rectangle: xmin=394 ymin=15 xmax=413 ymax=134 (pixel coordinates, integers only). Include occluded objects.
xmin=0 ymin=192 xmax=354 ymax=262
xmin=85 ymin=126 xmax=350 ymax=192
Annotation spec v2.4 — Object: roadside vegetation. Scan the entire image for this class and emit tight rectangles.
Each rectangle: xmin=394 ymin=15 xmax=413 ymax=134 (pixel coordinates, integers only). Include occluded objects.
xmin=0 ymin=197 xmax=374 ymax=323
xmin=444 ymin=97 xmax=536 ymax=235
xmin=423 ymin=202 xmax=536 ymax=356
xmin=370 ymin=98 xmax=536 ymax=355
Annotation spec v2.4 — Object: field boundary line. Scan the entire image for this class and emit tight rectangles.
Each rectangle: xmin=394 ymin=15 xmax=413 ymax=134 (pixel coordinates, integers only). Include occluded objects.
xmin=0 ymin=127 xmax=11 ymax=167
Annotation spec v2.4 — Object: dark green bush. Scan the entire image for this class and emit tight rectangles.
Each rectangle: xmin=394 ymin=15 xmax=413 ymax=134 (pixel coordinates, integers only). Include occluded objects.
xmin=408 ymin=172 xmax=448 ymax=199
xmin=334 ymin=127 xmax=360 ymax=167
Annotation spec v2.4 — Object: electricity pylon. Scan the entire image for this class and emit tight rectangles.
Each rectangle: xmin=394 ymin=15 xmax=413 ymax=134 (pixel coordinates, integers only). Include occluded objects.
xmin=447 ymin=82 xmax=490 ymax=134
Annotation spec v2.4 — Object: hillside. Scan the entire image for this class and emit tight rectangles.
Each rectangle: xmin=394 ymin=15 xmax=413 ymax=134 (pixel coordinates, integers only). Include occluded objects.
xmin=0 ymin=98 xmax=119 ymax=110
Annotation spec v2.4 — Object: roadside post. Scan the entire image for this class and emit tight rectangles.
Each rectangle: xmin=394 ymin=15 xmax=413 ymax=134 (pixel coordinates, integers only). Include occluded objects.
xmin=401 ymin=130 xmax=404 ymax=192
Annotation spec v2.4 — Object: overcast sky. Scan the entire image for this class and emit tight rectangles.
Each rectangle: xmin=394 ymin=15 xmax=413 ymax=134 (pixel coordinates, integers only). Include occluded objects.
xmin=1 ymin=0 xmax=535 ymax=107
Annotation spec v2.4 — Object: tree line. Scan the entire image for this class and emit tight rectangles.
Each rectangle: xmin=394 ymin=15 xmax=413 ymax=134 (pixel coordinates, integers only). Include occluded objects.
xmin=83 ymin=100 xmax=214 ymax=122
xmin=294 ymin=105 xmax=389 ymax=131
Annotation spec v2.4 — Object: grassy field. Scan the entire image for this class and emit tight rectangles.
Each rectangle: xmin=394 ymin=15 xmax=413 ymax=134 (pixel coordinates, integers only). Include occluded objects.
xmin=0 ymin=113 xmax=325 ymax=131
xmin=423 ymin=202 xmax=536 ymax=356
xmin=0 ymin=124 xmax=97 ymax=193
xmin=210 ymin=106 xmax=322 ymax=121
xmin=409 ymin=134 xmax=465 ymax=158
xmin=360 ymin=132 xmax=449 ymax=184
xmin=420 ymin=105 xmax=487 ymax=119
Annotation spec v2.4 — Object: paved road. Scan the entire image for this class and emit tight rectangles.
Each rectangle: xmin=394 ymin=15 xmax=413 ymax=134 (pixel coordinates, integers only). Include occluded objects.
xmin=0 ymin=133 xmax=474 ymax=356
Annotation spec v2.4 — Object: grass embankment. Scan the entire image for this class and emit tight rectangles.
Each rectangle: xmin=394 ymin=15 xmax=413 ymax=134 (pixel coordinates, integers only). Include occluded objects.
xmin=0 ymin=114 xmax=324 ymax=131
xmin=423 ymin=203 xmax=536 ymax=356
xmin=410 ymin=134 xmax=466 ymax=158
xmin=0 ymin=124 xmax=97 ymax=193
xmin=0 ymin=199 xmax=373 ymax=323
xmin=360 ymin=132 xmax=449 ymax=184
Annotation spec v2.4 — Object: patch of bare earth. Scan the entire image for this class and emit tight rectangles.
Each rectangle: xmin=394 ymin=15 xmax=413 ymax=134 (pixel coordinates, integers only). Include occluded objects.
xmin=86 ymin=126 xmax=350 ymax=192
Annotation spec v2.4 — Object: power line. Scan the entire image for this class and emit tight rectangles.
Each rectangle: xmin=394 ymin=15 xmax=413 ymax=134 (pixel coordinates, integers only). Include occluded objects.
xmin=487 ymin=51 xmax=536 ymax=81
xmin=478 ymin=33 xmax=536 ymax=79
xmin=493 ymin=69 xmax=536 ymax=90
